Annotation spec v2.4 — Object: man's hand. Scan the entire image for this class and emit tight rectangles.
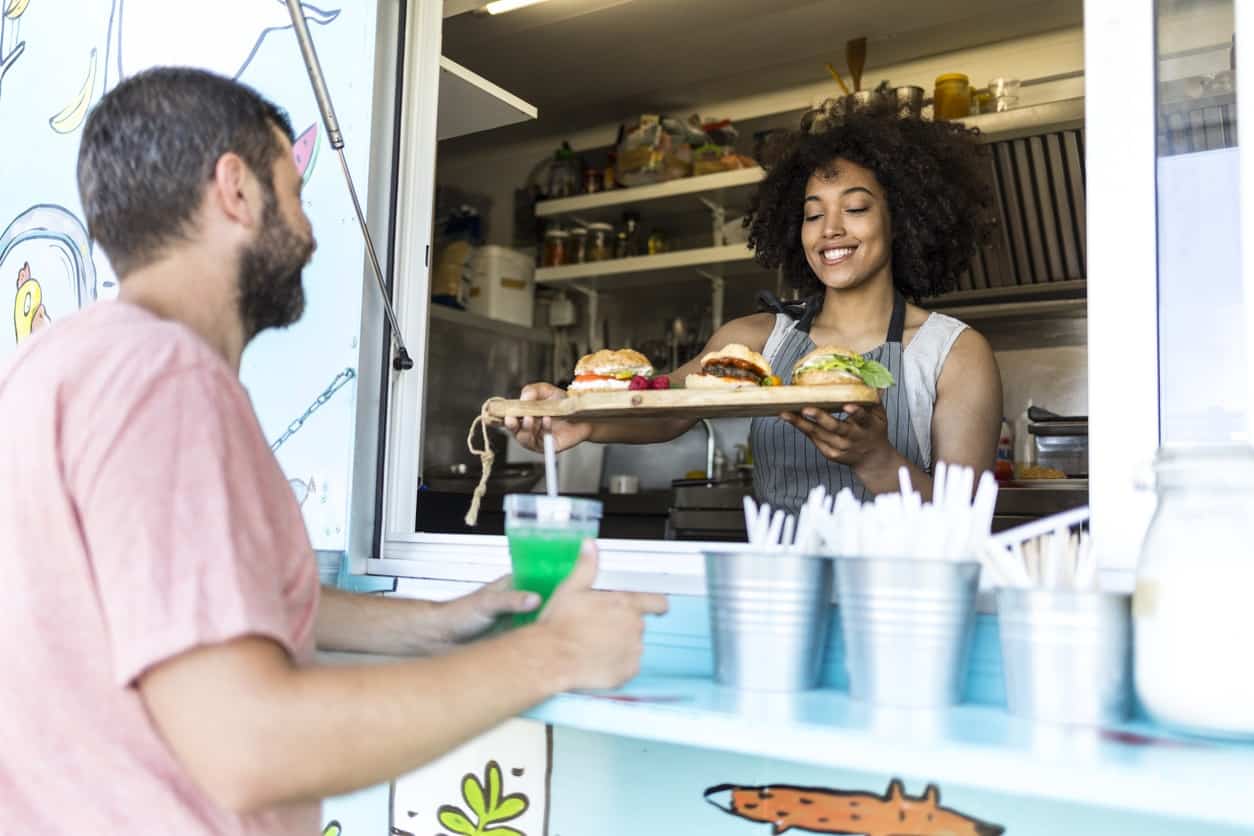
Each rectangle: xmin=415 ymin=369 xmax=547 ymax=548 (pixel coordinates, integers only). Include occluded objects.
xmin=536 ymin=541 xmax=669 ymax=691
xmin=436 ymin=576 xmax=539 ymax=644
xmin=504 ymin=382 xmax=592 ymax=453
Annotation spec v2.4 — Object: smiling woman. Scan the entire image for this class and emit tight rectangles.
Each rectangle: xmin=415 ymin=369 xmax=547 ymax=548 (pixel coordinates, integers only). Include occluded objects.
xmin=507 ymin=102 xmax=1003 ymax=510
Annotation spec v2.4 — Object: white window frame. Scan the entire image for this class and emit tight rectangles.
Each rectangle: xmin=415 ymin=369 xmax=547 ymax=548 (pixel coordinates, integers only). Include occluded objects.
xmin=1083 ymin=0 xmax=1161 ymax=568
xmin=363 ymin=0 xmax=1177 ymax=586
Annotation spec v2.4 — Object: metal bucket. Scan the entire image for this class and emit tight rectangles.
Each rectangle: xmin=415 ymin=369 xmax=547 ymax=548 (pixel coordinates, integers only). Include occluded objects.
xmin=704 ymin=551 xmax=833 ymax=692
xmin=836 ymin=557 xmax=981 ymax=708
xmin=997 ymin=588 xmax=1133 ymax=725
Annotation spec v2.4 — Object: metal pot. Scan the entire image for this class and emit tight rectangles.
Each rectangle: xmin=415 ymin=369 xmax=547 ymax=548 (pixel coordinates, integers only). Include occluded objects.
xmin=894 ymin=86 xmax=925 ymax=119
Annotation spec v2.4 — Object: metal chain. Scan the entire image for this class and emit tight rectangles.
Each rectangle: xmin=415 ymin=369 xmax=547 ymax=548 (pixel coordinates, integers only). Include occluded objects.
xmin=270 ymin=367 xmax=357 ymax=452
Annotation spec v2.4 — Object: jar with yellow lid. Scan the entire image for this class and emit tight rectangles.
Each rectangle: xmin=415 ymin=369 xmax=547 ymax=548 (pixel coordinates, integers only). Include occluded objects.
xmin=933 ymin=73 xmax=972 ymax=121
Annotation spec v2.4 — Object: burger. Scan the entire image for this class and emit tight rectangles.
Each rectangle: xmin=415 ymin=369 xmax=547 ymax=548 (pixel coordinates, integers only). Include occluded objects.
xmin=684 ymin=344 xmax=775 ymax=390
xmin=568 ymin=348 xmax=655 ymax=392
xmin=791 ymin=345 xmax=895 ymax=388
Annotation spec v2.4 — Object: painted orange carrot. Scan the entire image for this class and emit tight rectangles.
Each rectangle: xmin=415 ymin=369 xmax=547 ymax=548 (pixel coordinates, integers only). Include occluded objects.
xmin=704 ymin=778 xmax=1003 ymax=836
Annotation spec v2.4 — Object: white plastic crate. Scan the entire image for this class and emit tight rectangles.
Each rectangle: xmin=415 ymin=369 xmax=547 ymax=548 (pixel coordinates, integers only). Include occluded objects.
xmin=466 ymin=245 xmax=536 ymax=327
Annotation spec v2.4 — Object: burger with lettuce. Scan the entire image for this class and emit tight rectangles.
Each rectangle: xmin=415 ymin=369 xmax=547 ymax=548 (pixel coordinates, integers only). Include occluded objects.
xmin=791 ymin=345 xmax=895 ymax=389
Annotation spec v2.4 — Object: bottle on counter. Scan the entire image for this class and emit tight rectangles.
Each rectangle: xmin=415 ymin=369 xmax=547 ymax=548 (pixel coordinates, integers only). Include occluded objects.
xmin=1013 ymin=400 xmax=1035 ymax=477
xmin=712 ymin=447 xmax=727 ymax=483
xmin=994 ymin=417 xmax=1014 ymax=481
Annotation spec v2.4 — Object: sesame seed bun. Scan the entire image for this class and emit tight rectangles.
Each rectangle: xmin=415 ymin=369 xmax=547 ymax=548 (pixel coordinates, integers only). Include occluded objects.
xmin=699 ymin=343 xmax=772 ymax=377
xmin=573 ymin=348 xmax=653 ymax=377
xmin=792 ymin=345 xmax=864 ymax=386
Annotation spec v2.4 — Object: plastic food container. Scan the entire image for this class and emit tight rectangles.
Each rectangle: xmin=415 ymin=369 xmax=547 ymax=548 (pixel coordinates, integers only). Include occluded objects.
xmin=467 ymin=245 xmax=536 ymax=327
xmin=933 ymin=73 xmax=972 ymax=121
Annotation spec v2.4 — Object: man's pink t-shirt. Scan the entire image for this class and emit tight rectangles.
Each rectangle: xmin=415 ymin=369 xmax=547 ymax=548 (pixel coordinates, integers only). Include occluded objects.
xmin=0 ymin=300 xmax=321 ymax=833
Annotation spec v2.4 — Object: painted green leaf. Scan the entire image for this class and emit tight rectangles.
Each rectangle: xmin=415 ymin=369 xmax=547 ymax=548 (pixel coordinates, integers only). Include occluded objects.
xmin=483 ymin=827 xmax=524 ymax=836
xmin=437 ymin=806 xmax=477 ymax=836
xmin=462 ymin=772 xmax=487 ymax=820
xmin=485 ymin=794 xmax=528 ymax=824
xmin=486 ymin=761 xmax=502 ymax=811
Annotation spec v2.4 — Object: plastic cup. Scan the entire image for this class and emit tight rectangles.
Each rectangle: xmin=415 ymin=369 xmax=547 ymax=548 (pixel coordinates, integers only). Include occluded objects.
xmin=504 ymin=494 xmax=602 ymax=626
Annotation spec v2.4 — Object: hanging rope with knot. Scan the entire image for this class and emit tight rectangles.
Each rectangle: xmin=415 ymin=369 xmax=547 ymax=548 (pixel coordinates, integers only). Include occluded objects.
xmin=463 ymin=397 xmax=505 ymax=527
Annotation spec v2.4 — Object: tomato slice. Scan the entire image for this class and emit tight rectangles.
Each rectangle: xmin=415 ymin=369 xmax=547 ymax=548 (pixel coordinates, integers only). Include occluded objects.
xmin=574 ymin=373 xmax=610 ymax=382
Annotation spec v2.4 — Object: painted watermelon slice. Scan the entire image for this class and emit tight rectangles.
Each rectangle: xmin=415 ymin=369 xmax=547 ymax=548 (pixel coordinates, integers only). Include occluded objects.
xmin=293 ymin=123 xmax=320 ymax=183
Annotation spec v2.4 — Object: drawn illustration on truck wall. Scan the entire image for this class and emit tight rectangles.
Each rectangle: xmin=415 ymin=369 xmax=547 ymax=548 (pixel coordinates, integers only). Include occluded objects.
xmin=2 ymin=204 xmax=96 ymax=355
xmin=48 ymin=47 xmax=96 ymax=133
xmin=704 ymin=778 xmax=1004 ymax=836
xmin=5 ymin=0 xmax=372 ymax=550
xmin=391 ymin=721 xmax=552 ymax=836
xmin=43 ymin=0 xmax=341 ymax=136
xmin=437 ymin=760 xmax=531 ymax=836
xmin=103 ymin=0 xmax=341 ymax=91
xmin=293 ymin=122 xmax=321 ymax=183
xmin=1 ymin=0 xmax=29 ymax=101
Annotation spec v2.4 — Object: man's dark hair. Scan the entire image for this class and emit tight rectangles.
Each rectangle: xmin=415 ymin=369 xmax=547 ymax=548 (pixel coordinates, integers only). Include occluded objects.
xmin=747 ymin=101 xmax=993 ymax=300
xmin=77 ymin=66 xmax=294 ymax=276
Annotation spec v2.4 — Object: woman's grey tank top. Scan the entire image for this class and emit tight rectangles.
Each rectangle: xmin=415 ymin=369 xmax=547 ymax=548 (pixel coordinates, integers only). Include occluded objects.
xmin=748 ymin=293 xmax=967 ymax=514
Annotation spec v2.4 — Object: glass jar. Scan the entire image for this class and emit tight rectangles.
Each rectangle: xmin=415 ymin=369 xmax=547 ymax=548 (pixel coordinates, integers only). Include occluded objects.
xmin=569 ymin=226 xmax=588 ymax=264
xmin=541 ymin=228 xmax=569 ymax=268
xmin=1134 ymin=445 xmax=1254 ymax=739
xmin=583 ymin=168 xmax=601 ymax=195
xmin=933 ymin=73 xmax=972 ymax=121
xmin=585 ymin=222 xmax=614 ymax=262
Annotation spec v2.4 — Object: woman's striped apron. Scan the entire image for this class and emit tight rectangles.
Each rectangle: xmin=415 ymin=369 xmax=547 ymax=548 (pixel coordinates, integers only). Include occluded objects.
xmin=749 ymin=291 xmax=924 ymax=513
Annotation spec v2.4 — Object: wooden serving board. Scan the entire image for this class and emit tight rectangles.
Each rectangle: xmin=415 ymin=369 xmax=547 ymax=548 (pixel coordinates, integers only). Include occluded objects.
xmin=485 ymin=384 xmax=879 ymax=423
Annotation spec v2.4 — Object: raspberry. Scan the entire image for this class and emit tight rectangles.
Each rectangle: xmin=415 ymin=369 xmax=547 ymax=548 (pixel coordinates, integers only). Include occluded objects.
xmin=651 ymin=375 xmax=670 ymax=390
xmin=627 ymin=375 xmax=651 ymax=391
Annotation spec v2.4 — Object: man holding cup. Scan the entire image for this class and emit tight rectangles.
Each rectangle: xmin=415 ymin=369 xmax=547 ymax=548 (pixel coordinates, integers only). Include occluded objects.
xmin=0 ymin=68 xmax=666 ymax=832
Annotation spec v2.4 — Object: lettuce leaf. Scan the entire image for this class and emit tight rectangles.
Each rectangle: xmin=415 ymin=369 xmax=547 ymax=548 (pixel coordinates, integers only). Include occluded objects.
xmin=795 ymin=354 xmax=895 ymax=388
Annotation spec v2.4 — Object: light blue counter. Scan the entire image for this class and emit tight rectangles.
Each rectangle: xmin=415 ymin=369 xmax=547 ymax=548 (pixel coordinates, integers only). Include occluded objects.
xmin=522 ymin=593 xmax=1254 ymax=832
xmin=328 ymin=583 xmax=1254 ymax=835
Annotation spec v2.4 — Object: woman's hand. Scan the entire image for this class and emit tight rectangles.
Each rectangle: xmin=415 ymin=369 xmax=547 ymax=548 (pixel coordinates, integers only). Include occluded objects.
xmin=781 ymin=403 xmax=901 ymax=480
xmin=504 ymin=382 xmax=593 ymax=453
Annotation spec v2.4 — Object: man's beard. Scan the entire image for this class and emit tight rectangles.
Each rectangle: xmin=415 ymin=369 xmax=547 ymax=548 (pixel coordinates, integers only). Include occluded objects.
xmin=237 ymin=194 xmax=315 ymax=340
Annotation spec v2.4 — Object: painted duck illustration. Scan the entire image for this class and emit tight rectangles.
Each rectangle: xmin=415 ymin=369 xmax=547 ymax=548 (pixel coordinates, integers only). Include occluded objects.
xmin=14 ymin=261 xmax=51 ymax=343
xmin=705 ymin=778 xmax=1004 ymax=836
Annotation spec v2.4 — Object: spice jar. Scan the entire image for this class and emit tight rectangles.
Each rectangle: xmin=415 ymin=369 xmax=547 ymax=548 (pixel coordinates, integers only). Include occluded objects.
xmin=569 ymin=226 xmax=588 ymax=264
xmin=647 ymin=230 xmax=667 ymax=255
xmin=933 ymin=73 xmax=972 ymax=121
xmin=541 ymin=228 xmax=569 ymax=268
xmin=583 ymin=168 xmax=601 ymax=195
xmin=1134 ymin=445 xmax=1254 ymax=739
xmin=585 ymin=222 xmax=614 ymax=262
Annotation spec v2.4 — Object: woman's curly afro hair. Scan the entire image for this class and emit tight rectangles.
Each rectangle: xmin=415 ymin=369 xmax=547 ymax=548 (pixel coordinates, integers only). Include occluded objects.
xmin=747 ymin=101 xmax=993 ymax=301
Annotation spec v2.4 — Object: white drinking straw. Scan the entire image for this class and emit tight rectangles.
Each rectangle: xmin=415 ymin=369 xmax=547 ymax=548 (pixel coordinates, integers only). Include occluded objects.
xmin=543 ymin=432 xmax=558 ymax=498
xmin=989 ymin=506 xmax=1092 ymax=550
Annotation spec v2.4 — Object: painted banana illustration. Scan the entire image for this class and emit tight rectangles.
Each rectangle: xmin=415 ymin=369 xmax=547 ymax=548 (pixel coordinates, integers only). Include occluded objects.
xmin=49 ymin=47 xmax=96 ymax=134
xmin=4 ymin=0 xmax=29 ymax=20
xmin=14 ymin=261 xmax=51 ymax=344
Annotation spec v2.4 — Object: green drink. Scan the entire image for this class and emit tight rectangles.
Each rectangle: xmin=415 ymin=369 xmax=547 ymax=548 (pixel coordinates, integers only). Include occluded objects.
xmin=504 ymin=495 xmax=602 ymax=626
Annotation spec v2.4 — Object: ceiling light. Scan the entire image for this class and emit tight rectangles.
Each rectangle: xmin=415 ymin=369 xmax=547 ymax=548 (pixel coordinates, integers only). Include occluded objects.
xmin=482 ymin=0 xmax=551 ymax=14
